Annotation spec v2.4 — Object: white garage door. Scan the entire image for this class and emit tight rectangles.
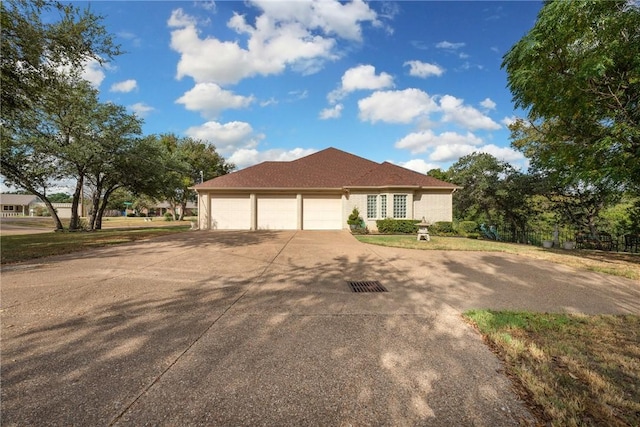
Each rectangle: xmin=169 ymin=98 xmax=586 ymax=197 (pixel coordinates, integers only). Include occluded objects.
xmin=303 ymin=196 xmax=343 ymax=230
xmin=210 ymin=196 xmax=250 ymax=230
xmin=257 ymin=196 xmax=297 ymax=230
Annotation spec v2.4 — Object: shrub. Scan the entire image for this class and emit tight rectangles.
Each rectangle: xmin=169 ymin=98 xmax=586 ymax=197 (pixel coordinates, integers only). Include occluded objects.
xmin=351 ymin=226 xmax=369 ymax=235
xmin=430 ymin=221 xmax=454 ymax=236
xmin=376 ymin=218 xmax=420 ymax=234
xmin=457 ymin=221 xmax=478 ymax=235
xmin=466 ymin=232 xmax=481 ymax=239
xmin=164 ymin=212 xmax=174 ymax=221
xmin=347 ymin=208 xmax=362 ymax=226
xmin=33 ymin=206 xmax=51 ymax=217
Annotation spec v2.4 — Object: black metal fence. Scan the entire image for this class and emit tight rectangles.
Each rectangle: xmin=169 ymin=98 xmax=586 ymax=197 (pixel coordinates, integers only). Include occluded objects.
xmin=485 ymin=227 xmax=639 ymax=253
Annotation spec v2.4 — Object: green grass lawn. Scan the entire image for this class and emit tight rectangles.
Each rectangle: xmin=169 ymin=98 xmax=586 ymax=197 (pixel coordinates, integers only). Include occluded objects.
xmin=357 ymin=234 xmax=640 ymax=424
xmin=464 ymin=310 xmax=640 ymax=426
xmin=1 ymin=226 xmax=190 ymax=264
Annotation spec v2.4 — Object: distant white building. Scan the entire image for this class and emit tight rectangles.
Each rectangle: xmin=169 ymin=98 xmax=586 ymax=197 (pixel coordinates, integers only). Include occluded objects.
xmin=0 ymin=194 xmax=78 ymax=218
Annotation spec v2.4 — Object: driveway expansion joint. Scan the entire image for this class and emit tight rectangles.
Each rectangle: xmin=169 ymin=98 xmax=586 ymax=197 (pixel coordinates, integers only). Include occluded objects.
xmin=107 ymin=230 xmax=300 ymax=426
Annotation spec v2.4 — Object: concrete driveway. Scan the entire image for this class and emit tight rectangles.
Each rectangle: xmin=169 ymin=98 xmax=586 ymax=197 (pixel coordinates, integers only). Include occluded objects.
xmin=2 ymin=231 xmax=638 ymax=426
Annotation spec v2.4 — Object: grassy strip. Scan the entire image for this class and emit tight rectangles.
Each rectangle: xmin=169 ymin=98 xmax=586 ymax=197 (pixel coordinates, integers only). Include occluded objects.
xmin=463 ymin=310 xmax=640 ymax=426
xmin=355 ymin=235 xmax=640 ymax=280
xmin=1 ymin=226 xmax=190 ymax=264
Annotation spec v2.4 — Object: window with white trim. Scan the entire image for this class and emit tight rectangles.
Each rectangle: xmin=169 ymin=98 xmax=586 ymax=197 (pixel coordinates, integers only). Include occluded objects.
xmin=3 ymin=205 xmax=14 ymax=211
xmin=380 ymin=195 xmax=387 ymax=218
xmin=366 ymin=195 xmax=377 ymax=219
xmin=393 ymin=195 xmax=407 ymax=218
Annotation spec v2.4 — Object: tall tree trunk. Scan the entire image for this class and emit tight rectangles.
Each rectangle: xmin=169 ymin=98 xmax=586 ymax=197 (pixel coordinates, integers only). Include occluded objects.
xmin=169 ymin=200 xmax=178 ymax=220
xmin=69 ymin=174 xmax=84 ymax=230
xmin=41 ymin=197 xmax=65 ymax=231
xmin=88 ymin=176 xmax=105 ymax=230
xmin=89 ymin=189 xmax=101 ymax=230
xmin=95 ymin=186 xmax=118 ymax=230
xmin=178 ymin=201 xmax=187 ymax=221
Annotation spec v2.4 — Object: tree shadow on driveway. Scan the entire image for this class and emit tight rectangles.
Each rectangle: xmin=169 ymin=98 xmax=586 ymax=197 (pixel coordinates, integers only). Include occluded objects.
xmin=367 ymin=245 xmax=640 ymax=315
xmin=0 ymin=231 xmax=539 ymax=426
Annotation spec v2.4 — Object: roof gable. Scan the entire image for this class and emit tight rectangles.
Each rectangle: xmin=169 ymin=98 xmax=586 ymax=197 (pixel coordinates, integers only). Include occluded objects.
xmin=195 ymin=147 xmax=456 ymax=190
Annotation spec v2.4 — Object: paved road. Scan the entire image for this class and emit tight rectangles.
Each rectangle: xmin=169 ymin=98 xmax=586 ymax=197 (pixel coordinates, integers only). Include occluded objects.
xmin=0 ymin=217 xmax=55 ymax=236
xmin=2 ymin=231 xmax=638 ymax=426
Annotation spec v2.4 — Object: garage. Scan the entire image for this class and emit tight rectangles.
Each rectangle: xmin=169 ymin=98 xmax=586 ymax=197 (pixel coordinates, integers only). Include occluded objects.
xmin=303 ymin=195 xmax=343 ymax=230
xmin=210 ymin=195 xmax=250 ymax=230
xmin=257 ymin=195 xmax=297 ymax=230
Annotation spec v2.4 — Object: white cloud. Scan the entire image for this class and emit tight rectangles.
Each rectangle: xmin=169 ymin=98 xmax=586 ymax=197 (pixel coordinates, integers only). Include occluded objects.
xmin=478 ymin=144 xmax=525 ymax=162
xmin=436 ymin=41 xmax=465 ymax=50
xmin=410 ymin=40 xmax=428 ymax=50
xmin=167 ymin=8 xmax=197 ymax=27
xmin=319 ymin=104 xmax=343 ymax=119
xmin=341 ymin=65 xmax=394 ymax=92
xmin=110 ymin=79 xmax=137 ymax=93
xmin=168 ymin=2 xmax=380 ymax=86
xmin=184 ymin=120 xmax=264 ymax=155
xmin=404 ymin=60 xmax=444 ymax=78
xmin=439 ymin=95 xmax=501 ymax=130
xmin=395 ymin=130 xmax=483 ymax=154
xmin=81 ymin=58 xmax=106 ymax=88
xmin=501 ymin=116 xmax=517 ymax=126
xmin=288 ymin=90 xmax=308 ymax=101
xmin=229 ymin=147 xmax=317 ymax=169
xmin=429 ymin=144 xmax=477 ymax=162
xmin=358 ymin=88 xmax=438 ymax=124
xmin=197 ymin=1 xmax=217 ymax=12
xmin=480 ymin=97 xmax=496 ymax=110
xmin=428 ymin=143 xmax=524 ymax=163
xmin=260 ymin=97 xmax=278 ymax=107
xmin=129 ymin=102 xmax=154 ymax=118
xmin=176 ymin=83 xmax=254 ymax=119
xmin=117 ymin=31 xmax=142 ymax=48
xmin=328 ymin=64 xmax=394 ymax=103
xmin=251 ymin=0 xmax=379 ymax=41
xmin=397 ymin=159 xmax=440 ymax=174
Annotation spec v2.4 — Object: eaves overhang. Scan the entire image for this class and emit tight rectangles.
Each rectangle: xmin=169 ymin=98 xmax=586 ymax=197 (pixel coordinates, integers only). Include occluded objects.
xmin=193 ymin=187 xmax=343 ymax=193
xmin=343 ymin=185 xmax=460 ymax=191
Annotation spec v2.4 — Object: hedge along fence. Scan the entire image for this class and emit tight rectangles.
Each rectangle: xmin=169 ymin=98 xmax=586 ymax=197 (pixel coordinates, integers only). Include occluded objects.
xmin=376 ymin=219 xmax=421 ymax=234
xmin=376 ymin=219 xmax=478 ymax=236
xmin=430 ymin=221 xmax=455 ymax=235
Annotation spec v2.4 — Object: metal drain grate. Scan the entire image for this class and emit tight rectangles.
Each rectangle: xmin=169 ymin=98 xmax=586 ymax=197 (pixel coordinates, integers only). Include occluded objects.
xmin=347 ymin=280 xmax=388 ymax=293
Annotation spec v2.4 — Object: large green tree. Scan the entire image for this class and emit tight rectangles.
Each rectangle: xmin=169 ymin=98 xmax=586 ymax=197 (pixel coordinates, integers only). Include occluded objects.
xmin=448 ymin=152 xmax=539 ymax=236
xmin=502 ymin=0 xmax=640 ymax=191
xmin=84 ymin=104 xmax=148 ymax=230
xmin=1 ymin=0 xmax=120 ymax=132
xmin=1 ymin=0 xmax=120 ymax=230
xmin=449 ymin=153 xmax=507 ymax=224
xmin=42 ymin=75 xmax=102 ymax=230
xmin=156 ymin=135 xmax=234 ymax=220
xmin=510 ymin=118 xmax=626 ymax=235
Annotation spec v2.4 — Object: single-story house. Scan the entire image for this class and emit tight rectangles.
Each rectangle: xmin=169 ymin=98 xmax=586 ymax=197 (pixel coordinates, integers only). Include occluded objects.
xmin=0 ymin=194 xmax=78 ymax=218
xmin=146 ymin=201 xmax=197 ymax=217
xmin=193 ymin=147 xmax=459 ymax=231
xmin=0 ymin=194 xmax=40 ymax=217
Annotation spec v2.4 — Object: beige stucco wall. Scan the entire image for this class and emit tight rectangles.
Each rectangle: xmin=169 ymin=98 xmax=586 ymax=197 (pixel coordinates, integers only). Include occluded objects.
xmin=346 ymin=190 xmax=453 ymax=231
xmin=413 ymin=192 xmax=454 ymax=224
xmin=197 ymin=188 xmax=454 ymax=231
xmin=198 ymin=192 xmax=210 ymax=230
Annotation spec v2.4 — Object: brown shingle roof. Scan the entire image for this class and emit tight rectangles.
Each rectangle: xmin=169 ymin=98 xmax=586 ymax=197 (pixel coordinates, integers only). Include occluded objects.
xmin=0 ymin=194 xmax=40 ymax=205
xmin=347 ymin=162 xmax=455 ymax=188
xmin=195 ymin=147 xmax=457 ymax=190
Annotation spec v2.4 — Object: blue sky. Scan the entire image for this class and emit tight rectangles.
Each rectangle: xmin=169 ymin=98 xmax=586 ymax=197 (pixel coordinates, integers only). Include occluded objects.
xmin=72 ymin=0 xmax=542 ymax=173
